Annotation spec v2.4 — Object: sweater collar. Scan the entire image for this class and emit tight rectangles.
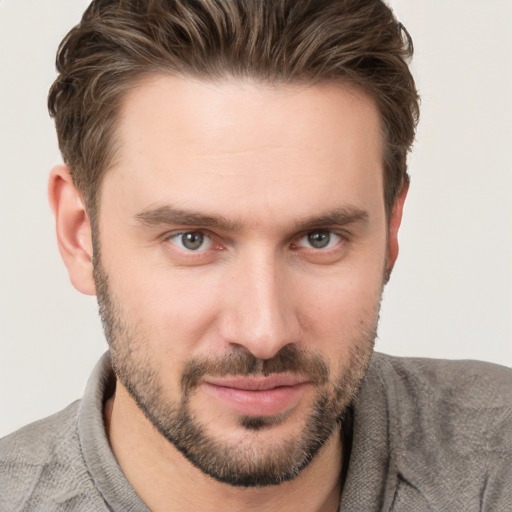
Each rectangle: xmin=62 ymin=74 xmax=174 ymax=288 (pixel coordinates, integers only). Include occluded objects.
xmin=339 ymin=353 xmax=400 ymax=511
xmin=78 ymin=352 xmax=150 ymax=511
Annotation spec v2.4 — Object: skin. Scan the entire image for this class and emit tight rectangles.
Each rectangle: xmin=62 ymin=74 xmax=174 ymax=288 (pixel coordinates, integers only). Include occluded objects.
xmin=49 ymin=76 xmax=407 ymax=512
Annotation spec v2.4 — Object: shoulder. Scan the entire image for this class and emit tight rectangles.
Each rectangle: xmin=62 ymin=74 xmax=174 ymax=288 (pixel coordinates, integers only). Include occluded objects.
xmin=380 ymin=354 xmax=512 ymax=441
xmin=0 ymin=400 xmax=81 ymax=466
xmin=0 ymin=400 xmax=104 ymax=511
xmin=372 ymin=353 xmax=512 ymax=450
xmin=374 ymin=352 xmax=512 ymax=409
xmin=371 ymin=353 xmax=512 ymax=510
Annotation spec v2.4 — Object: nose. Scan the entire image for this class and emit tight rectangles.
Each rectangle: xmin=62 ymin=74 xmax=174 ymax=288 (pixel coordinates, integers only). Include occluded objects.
xmin=218 ymin=250 xmax=302 ymax=360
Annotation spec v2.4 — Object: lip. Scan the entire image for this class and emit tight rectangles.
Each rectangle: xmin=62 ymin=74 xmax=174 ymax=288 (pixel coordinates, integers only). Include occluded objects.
xmin=202 ymin=374 xmax=311 ymax=417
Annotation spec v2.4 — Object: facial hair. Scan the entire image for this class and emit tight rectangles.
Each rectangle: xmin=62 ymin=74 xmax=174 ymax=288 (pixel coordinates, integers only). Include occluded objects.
xmin=94 ymin=258 xmax=377 ymax=488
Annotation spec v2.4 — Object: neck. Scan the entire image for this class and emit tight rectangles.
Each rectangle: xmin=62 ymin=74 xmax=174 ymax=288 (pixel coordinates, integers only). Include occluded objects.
xmin=105 ymin=381 xmax=344 ymax=512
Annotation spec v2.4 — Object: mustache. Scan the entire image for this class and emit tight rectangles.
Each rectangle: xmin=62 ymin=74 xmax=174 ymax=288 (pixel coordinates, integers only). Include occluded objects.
xmin=181 ymin=345 xmax=329 ymax=394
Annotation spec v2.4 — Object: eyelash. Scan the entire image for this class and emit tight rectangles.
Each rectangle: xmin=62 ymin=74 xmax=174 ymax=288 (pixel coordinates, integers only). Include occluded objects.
xmin=164 ymin=231 xmax=218 ymax=253
xmin=293 ymin=230 xmax=346 ymax=251
xmin=163 ymin=229 xmax=349 ymax=254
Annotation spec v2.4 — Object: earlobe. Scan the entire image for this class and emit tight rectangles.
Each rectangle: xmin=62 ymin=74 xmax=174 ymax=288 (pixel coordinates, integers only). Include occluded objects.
xmin=48 ymin=165 xmax=96 ymax=296
xmin=385 ymin=180 xmax=409 ymax=281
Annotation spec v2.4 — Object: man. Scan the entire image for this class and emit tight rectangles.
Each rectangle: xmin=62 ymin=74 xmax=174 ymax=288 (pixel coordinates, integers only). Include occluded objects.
xmin=1 ymin=0 xmax=510 ymax=510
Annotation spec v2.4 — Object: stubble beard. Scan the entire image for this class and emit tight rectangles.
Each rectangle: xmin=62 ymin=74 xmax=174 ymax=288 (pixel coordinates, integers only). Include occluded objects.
xmin=94 ymin=259 xmax=378 ymax=488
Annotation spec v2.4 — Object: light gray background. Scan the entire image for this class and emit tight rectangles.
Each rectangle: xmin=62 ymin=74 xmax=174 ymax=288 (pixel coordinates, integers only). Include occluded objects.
xmin=1 ymin=0 xmax=511 ymax=438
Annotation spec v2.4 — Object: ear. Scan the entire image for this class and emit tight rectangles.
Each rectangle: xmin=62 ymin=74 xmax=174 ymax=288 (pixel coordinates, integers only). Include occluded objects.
xmin=385 ymin=180 xmax=409 ymax=281
xmin=48 ymin=165 xmax=96 ymax=295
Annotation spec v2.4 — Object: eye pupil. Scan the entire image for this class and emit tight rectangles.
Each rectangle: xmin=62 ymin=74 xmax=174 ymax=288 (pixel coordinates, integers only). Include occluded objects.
xmin=308 ymin=231 xmax=330 ymax=249
xmin=182 ymin=232 xmax=204 ymax=250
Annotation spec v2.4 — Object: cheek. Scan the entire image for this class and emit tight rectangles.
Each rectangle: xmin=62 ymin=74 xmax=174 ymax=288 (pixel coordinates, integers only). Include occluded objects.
xmin=295 ymin=259 xmax=385 ymax=352
xmin=302 ymin=279 xmax=382 ymax=331
xmin=108 ymin=262 xmax=225 ymax=362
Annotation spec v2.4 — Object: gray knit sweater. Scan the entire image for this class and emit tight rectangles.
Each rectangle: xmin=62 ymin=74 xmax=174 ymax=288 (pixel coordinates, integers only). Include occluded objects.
xmin=1 ymin=352 xmax=511 ymax=511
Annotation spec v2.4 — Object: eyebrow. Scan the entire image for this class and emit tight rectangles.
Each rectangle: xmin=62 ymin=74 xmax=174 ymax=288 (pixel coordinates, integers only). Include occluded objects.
xmin=294 ymin=207 xmax=369 ymax=231
xmin=134 ymin=204 xmax=369 ymax=232
xmin=135 ymin=205 xmax=243 ymax=231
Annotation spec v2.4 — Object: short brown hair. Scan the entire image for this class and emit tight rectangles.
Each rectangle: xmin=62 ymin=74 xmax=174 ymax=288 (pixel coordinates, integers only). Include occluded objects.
xmin=49 ymin=0 xmax=419 ymax=220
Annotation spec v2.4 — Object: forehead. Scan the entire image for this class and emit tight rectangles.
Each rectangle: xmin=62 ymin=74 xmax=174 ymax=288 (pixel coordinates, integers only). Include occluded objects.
xmin=116 ymin=75 xmax=382 ymax=158
xmin=103 ymin=75 xmax=384 ymax=226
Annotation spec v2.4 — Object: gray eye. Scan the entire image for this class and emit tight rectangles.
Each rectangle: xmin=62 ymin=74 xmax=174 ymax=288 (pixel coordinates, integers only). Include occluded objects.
xmin=307 ymin=231 xmax=331 ymax=249
xmin=181 ymin=232 xmax=205 ymax=250
xmin=167 ymin=231 xmax=213 ymax=252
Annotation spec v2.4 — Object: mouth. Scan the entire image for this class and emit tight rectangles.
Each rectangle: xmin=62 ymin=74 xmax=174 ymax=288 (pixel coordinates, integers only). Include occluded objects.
xmin=202 ymin=374 xmax=312 ymax=417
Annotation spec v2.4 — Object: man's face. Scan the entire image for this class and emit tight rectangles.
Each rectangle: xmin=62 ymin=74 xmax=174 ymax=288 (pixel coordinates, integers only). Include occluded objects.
xmin=95 ymin=77 xmax=391 ymax=486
